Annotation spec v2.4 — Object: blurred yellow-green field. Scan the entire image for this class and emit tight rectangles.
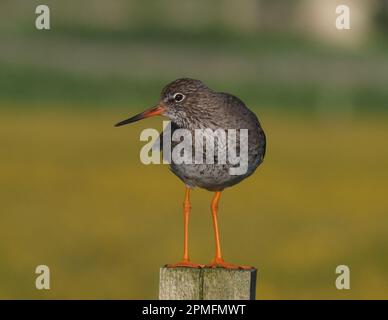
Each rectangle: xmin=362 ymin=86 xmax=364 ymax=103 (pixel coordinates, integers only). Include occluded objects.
xmin=1 ymin=107 xmax=387 ymax=299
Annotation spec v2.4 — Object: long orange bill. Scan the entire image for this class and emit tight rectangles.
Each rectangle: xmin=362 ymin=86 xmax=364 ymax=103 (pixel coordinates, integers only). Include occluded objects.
xmin=115 ymin=105 xmax=165 ymax=127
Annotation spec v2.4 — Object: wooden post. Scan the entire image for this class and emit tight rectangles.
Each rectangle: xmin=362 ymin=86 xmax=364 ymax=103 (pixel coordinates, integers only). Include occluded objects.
xmin=159 ymin=267 xmax=257 ymax=300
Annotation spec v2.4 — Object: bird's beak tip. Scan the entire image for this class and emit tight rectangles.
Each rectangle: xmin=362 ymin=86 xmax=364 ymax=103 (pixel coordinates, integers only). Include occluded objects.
xmin=114 ymin=104 xmax=165 ymax=127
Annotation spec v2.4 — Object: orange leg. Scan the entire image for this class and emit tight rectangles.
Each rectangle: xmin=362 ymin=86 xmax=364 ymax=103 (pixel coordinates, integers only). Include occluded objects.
xmin=206 ymin=191 xmax=253 ymax=270
xmin=167 ymin=187 xmax=203 ymax=268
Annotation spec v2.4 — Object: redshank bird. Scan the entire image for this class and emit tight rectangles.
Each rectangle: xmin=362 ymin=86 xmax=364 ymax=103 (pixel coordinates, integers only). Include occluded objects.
xmin=115 ymin=78 xmax=266 ymax=269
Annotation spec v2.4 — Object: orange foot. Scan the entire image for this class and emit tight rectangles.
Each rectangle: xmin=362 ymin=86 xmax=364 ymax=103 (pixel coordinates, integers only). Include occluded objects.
xmin=166 ymin=260 xmax=204 ymax=268
xmin=205 ymin=258 xmax=253 ymax=270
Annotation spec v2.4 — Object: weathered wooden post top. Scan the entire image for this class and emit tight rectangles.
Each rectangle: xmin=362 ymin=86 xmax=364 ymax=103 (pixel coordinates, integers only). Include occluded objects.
xmin=159 ymin=267 xmax=257 ymax=300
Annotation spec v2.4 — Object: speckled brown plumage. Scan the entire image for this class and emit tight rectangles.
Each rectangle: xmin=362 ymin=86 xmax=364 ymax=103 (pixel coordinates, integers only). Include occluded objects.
xmin=159 ymin=78 xmax=266 ymax=191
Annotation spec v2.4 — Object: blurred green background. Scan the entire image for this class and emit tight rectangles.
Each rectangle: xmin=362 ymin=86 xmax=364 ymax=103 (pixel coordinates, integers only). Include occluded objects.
xmin=1 ymin=0 xmax=387 ymax=299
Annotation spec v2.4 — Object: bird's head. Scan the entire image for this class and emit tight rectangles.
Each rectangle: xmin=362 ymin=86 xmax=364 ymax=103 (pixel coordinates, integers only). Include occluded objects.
xmin=115 ymin=78 xmax=214 ymax=128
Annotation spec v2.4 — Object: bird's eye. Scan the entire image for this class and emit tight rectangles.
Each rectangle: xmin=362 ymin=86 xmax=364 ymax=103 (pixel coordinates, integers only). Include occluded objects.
xmin=173 ymin=93 xmax=185 ymax=102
